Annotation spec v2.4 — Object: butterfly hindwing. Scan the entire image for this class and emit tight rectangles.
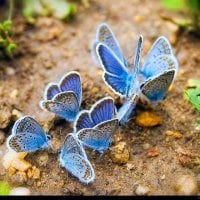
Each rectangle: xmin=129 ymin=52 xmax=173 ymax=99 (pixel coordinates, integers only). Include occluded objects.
xmin=141 ymin=69 xmax=175 ymax=103
xmin=7 ymin=132 xmax=49 ymax=153
xmin=77 ymin=118 xmax=119 ymax=153
xmin=41 ymin=92 xmax=79 ymax=122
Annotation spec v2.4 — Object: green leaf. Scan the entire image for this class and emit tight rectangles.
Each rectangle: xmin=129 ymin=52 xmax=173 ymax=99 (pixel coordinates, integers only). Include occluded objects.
xmin=0 ymin=38 xmax=7 ymax=47
xmin=5 ymin=43 xmax=17 ymax=56
xmin=2 ymin=20 xmax=12 ymax=32
xmin=196 ymin=118 xmax=200 ymax=130
xmin=0 ymin=182 xmax=10 ymax=196
xmin=161 ymin=0 xmax=185 ymax=11
xmin=185 ymin=87 xmax=200 ymax=112
xmin=186 ymin=0 xmax=200 ymax=13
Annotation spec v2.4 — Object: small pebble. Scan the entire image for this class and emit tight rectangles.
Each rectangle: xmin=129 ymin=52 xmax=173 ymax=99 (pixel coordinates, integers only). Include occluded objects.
xmin=11 ymin=109 xmax=23 ymax=121
xmin=135 ymin=185 xmax=149 ymax=195
xmin=36 ymin=152 xmax=49 ymax=167
xmin=142 ymin=143 xmax=150 ymax=150
xmin=147 ymin=149 xmax=159 ymax=158
xmin=174 ymin=175 xmax=198 ymax=195
xmin=10 ymin=89 xmax=19 ymax=100
xmin=31 ymin=166 xmax=40 ymax=179
xmin=109 ymin=142 xmax=130 ymax=165
xmin=5 ymin=67 xmax=15 ymax=76
xmin=165 ymin=130 xmax=183 ymax=139
xmin=126 ymin=163 xmax=135 ymax=171
xmin=136 ymin=111 xmax=161 ymax=127
xmin=10 ymin=171 xmax=27 ymax=186
xmin=10 ymin=187 xmax=31 ymax=195
xmin=0 ymin=130 xmax=6 ymax=144
xmin=3 ymin=151 xmax=32 ymax=171
xmin=0 ymin=104 xmax=12 ymax=129
xmin=50 ymin=137 xmax=62 ymax=153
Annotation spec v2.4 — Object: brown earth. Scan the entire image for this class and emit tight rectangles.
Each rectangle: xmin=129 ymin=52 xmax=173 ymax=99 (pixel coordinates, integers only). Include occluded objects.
xmin=0 ymin=0 xmax=200 ymax=195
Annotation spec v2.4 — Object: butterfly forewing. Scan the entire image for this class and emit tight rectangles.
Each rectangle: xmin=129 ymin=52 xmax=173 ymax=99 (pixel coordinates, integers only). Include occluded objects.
xmin=12 ymin=116 xmax=46 ymax=138
xmin=74 ymin=111 xmax=95 ymax=133
xmin=90 ymin=97 xmax=115 ymax=125
xmin=96 ymin=23 xmax=125 ymax=64
xmin=59 ymin=72 xmax=82 ymax=105
xmin=44 ymin=83 xmax=60 ymax=100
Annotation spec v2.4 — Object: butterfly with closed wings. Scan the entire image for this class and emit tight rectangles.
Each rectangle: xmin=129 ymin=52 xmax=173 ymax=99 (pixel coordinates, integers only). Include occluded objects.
xmin=40 ymin=71 xmax=82 ymax=122
xmin=7 ymin=116 xmax=52 ymax=153
xmin=74 ymin=97 xmax=119 ymax=153
xmin=59 ymin=133 xmax=95 ymax=184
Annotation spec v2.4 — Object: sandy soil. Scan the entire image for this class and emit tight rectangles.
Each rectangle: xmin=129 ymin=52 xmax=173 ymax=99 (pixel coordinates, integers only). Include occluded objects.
xmin=0 ymin=0 xmax=199 ymax=195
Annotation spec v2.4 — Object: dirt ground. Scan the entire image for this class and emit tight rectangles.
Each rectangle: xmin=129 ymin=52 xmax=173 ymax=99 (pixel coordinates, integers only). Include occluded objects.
xmin=0 ymin=0 xmax=200 ymax=195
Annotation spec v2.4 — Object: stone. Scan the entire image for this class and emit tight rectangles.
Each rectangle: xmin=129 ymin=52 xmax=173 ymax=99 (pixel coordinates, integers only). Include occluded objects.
xmin=109 ymin=142 xmax=130 ymax=165
xmin=174 ymin=175 xmax=198 ymax=195
xmin=0 ymin=104 xmax=11 ymax=129
xmin=136 ymin=111 xmax=161 ymax=127
xmin=10 ymin=171 xmax=27 ymax=186
xmin=36 ymin=152 xmax=49 ymax=167
xmin=3 ymin=151 xmax=31 ymax=171
xmin=10 ymin=187 xmax=31 ymax=195
xmin=135 ymin=185 xmax=149 ymax=195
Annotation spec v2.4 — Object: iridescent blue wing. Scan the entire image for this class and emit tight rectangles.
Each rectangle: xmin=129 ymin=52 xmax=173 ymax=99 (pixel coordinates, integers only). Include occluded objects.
xmin=59 ymin=71 xmax=82 ymax=106
xmin=140 ymin=54 xmax=178 ymax=80
xmin=90 ymin=97 xmax=115 ymax=125
xmin=6 ymin=132 xmax=49 ymax=153
xmin=59 ymin=134 xmax=95 ymax=184
xmin=40 ymin=92 xmax=79 ymax=122
xmin=74 ymin=111 xmax=95 ymax=133
xmin=141 ymin=69 xmax=175 ymax=103
xmin=12 ymin=116 xmax=46 ymax=139
xmin=60 ymin=133 xmax=86 ymax=157
xmin=140 ymin=36 xmax=175 ymax=79
xmin=117 ymin=94 xmax=139 ymax=125
xmin=97 ymin=43 xmax=129 ymax=97
xmin=77 ymin=119 xmax=118 ymax=153
xmin=96 ymin=23 xmax=127 ymax=66
xmin=127 ymin=35 xmax=143 ymax=97
xmin=44 ymin=83 xmax=60 ymax=100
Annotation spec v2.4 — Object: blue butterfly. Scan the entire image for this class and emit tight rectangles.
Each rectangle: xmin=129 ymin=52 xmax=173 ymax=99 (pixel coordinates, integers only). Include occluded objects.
xmin=91 ymin=23 xmax=128 ymax=68
xmin=40 ymin=71 xmax=82 ymax=122
xmin=95 ymin=23 xmax=178 ymax=124
xmin=59 ymin=133 xmax=95 ymax=184
xmin=74 ymin=97 xmax=119 ymax=153
xmin=6 ymin=116 xmax=52 ymax=153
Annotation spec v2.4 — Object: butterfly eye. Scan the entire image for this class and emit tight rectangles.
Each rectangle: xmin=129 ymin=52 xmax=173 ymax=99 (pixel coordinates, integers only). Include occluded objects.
xmin=47 ymin=134 xmax=53 ymax=140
